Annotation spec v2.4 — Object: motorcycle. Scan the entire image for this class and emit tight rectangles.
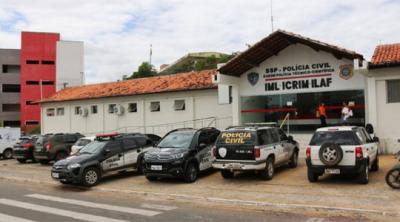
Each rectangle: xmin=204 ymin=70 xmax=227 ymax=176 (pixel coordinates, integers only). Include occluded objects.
xmin=386 ymin=150 xmax=400 ymax=189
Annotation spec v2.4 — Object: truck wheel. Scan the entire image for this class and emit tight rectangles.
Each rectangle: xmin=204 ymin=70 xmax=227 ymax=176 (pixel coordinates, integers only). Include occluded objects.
xmin=288 ymin=150 xmax=298 ymax=168
xmin=55 ymin=151 xmax=68 ymax=161
xmin=2 ymin=148 xmax=13 ymax=159
xmin=371 ymin=156 xmax=379 ymax=172
xmin=184 ymin=162 xmax=198 ymax=183
xmin=82 ymin=167 xmax=100 ymax=187
xmin=17 ymin=158 xmax=27 ymax=163
xmin=319 ymin=143 xmax=343 ymax=166
xmin=358 ymin=163 xmax=369 ymax=184
xmin=307 ymin=168 xmax=318 ymax=182
xmin=39 ymin=159 xmax=50 ymax=165
xmin=221 ymin=170 xmax=234 ymax=179
xmin=259 ymin=157 xmax=274 ymax=180
xmin=386 ymin=168 xmax=400 ymax=189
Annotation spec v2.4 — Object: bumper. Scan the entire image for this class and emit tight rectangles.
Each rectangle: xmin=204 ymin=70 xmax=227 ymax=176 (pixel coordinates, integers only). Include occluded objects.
xmin=12 ymin=148 xmax=33 ymax=159
xmin=212 ymin=160 xmax=266 ymax=171
xmin=306 ymin=158 xmax=368 ymax=174
xmin=34 ymin=151 xmax=51 ymax=160
xmin=144 ymin=161 xmax=185 ymax=178
xmin=51 ymin=168 xmax=82 ymax=183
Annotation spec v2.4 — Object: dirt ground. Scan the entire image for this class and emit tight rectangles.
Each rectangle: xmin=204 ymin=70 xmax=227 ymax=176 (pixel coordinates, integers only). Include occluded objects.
xmin=0 ymin=155 xmax=399 ymax=221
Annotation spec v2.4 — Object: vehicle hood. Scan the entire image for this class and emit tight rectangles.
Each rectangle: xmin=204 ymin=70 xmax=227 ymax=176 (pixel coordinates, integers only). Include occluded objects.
xmin=54 ymin=153 xmax=92 ymax=166
xmin=146 ymin=147 xmax=188 ymax=155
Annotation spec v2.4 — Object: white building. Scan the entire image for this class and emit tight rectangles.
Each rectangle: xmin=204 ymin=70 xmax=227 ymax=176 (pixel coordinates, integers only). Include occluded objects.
xmin=56 ymin=41 xmax=84 ymax=90
xmin=40 ymin=70 xmax=232 ymax=136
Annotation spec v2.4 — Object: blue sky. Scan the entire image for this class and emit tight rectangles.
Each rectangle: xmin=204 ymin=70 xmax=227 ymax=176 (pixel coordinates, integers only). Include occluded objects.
xmin=0 ymin=0 xmax=399 ymax=83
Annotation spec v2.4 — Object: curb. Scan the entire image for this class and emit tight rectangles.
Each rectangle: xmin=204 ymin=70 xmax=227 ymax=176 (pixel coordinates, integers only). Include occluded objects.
xmin=1 ymin=174 xmax=399 ymax=218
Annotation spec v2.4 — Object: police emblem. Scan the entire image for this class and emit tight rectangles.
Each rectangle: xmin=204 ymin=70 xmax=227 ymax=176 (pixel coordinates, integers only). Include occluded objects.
xmin=339 ymin=64 xmax=353 ymax=80
xmin=247 ymin=72 xmax=259 ymax=86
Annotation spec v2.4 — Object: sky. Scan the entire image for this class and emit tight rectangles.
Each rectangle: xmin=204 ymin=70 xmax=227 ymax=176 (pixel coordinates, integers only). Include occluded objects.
xmin=0 ymin=0 xmax=399 ymax=84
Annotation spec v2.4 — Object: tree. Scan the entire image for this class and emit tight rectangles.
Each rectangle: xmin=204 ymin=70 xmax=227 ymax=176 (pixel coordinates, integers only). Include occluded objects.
xmin=128 ymin=62 xmax=157 ymax=79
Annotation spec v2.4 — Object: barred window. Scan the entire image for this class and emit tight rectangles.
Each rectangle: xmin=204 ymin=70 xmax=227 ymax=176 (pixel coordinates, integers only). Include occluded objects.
xmin=387 ymin=80 xmax=400 ymax=103
xmin=174 ymin=100 xmax=185 ymax=111
xmin=150 ymin=101 xmax=160 ymax=112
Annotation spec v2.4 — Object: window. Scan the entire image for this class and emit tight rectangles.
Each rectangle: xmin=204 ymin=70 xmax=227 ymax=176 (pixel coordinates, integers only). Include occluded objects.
xmin=46 ymin=108 xmax=55 ymax=117
xmin=257 ymin=130 xmax=270 ymax=145
xmin=41 ymin=60 xmax=55 ymax=65
xmin=26 ymin=81 xmax=39 ymax=85
xmin=64 ymin=134 xmax=78 ymax=143
xmin=278 ymin=129 xmax=288 ymax=141
xmin=174 ymin=100 xmax=185 ymax=111
xmin=269 ymin=129 xmax=280 ymax=143
xmin=108 ymin=104 xmax=116 ymax=113
xmin=2 ymin=65 xmax=20 ymax=73
xmin=26 ymin=120 xmax=39 ymax=125
xmin=26 ymin=60 xmax=39 ymax=64
xmin=128 ymin=103 xmax=137 ymax=113
xmin=123 ymin=138 xmax=137 ymax=151
xmin=74 ymin=106 xmax=81 ymax=115
xmin=2 ymin=104 xmax=20 ymax=112
xmin=91 ymin=105 xmax=98 ymax=114
xmin=150 ymin=101 xmax=160 ymax=112
xmin=3 ymin=121 xmax=20 ymax=127
xmin=26 ymin=101 xmax=35 ymax=105
xmin=42 ymin=81 xmax=54 ymax=85
xmin=387 ymin=80 xmax=400 ymax=103
xmin=56 ymin=107 xmax=64 ymax=116
xmin=2 ymin=84 xmax=20 ymax=92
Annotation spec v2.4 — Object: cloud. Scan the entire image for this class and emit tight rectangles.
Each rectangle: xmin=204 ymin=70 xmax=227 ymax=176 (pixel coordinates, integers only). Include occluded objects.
xmin=0 ymin=0 xmax=399 ymax=83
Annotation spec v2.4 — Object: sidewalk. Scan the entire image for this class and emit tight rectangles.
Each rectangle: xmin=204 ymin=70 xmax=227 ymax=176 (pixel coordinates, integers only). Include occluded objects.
xmin=1 ymin=156 xmax=399 ymax=221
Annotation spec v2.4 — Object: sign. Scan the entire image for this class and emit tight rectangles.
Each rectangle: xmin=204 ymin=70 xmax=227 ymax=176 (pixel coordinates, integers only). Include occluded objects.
xmin=339 ymin=64 xmax=353 ymax=80
xmin=247 ymin=72 xmax=259 ymax=86
xmin=220 ymin=132 xmax=252 ymax=144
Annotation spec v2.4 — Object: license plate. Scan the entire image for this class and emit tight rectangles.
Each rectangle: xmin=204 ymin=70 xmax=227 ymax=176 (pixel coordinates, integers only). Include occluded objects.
xmin=230 ymin=163 xmax=242 ymax=170
xmin=151 ymin=165 xmax=162 ymax=171
xmin=325 ymin=169 xmax=340 ymax=174
xmin=51 ymin=172 xmax=59 ymax=178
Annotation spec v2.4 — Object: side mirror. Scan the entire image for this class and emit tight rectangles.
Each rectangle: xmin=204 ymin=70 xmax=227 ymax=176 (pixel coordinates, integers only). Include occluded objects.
xmin=287 ymin=136 xmax=294 ymax=142
xmin=103 ymin=148 xmax=111 ymax=155
xmin=373 ymin=136 xmax=380 ymax=143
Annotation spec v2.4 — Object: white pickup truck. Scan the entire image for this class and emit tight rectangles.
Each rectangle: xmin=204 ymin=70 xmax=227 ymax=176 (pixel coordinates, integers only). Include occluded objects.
xmin=0 ymin=127 xmax=20 ymax=159
xmin=306 ymin=126 xmax=379 ymax=184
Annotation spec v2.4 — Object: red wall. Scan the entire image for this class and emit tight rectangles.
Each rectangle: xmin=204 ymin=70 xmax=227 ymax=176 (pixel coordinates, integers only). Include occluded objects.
xmin=20 ymin=32 xmax=60 ymax=132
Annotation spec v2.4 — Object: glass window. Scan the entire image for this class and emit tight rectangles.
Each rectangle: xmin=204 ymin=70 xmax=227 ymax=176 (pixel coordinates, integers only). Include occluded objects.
xmin=128 ymin=103 xmax=137 ymax=113
xmin=278 ymin=129 xmax=288 ymax=141
xmin=108 ymin=104 xmax=116 ymax=113
xmin=158 ymin=131 xmax=195 ymax=149
xmin=91 ymin=105 xmax=98 ymax=114
xmin=123 ymin=138 xmax=137 ymax=150
xmin=355 ymin=129 xmax=367 ymax=144
xmin=56 ymin=107 xmax=64 ymax=116
xmin=79 ymin=141 xmax=106 ymax=154
xmin=310 ymin=131 xmax=360 ymax=146
xmin=46 ymin=108 xmax=55 ymax=117
xmin=257 ymin=130 xmax=269 ymax=145
xmin=174 ymin=100 xmax=185 ymax=111
xmin=74 ymin=106 xmax=81 ymax=115
xmin=387 ymin=80 xmax=400 ymax=103
xmin=150 ymin=101 xmax=160 ymax=112
xmin=2 ymin=84 xmax=20 ymax=92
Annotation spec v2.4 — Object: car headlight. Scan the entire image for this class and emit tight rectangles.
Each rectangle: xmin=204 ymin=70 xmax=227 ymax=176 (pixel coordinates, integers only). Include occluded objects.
xmin=67 ymin=163 xmax=81 ymax=170
xmin=172 ymin=153 xmax=185 ymax=159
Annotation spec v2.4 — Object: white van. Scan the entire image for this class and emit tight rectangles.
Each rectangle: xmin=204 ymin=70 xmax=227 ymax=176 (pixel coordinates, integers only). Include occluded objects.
xmin=0 ymin=127 xmax=21 ymax=159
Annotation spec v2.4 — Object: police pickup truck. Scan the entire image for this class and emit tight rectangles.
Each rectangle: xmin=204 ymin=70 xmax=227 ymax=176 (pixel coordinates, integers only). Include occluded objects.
xmin=51 ymin=133 xmax=155 ymax=186
xmin=212 ymin=126 xmax=299 ymax=180
xmin=143 ymin=128 xmax=220 ymax=183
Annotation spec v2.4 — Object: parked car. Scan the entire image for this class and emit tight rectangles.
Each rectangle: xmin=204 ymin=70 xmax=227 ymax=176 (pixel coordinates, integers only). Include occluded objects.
xmin=306 ymin=126 xmax=379 ymax=184
xmin=70 ymin=136 xmax=96 ymax=155
xmin=51 ymin=132 xmax=155 ymax=186
xmin=13 ymin=135 xmax=39 ymax=163
xmin=34 ymin=133 xmax=84 ymax=165
xmin=143 ymin=127 xmax=220 ymax=183
xmin=212 ymin=126 xmax=299 ymax=180
xmin=0 ymin=127 xmax=20 ymax=159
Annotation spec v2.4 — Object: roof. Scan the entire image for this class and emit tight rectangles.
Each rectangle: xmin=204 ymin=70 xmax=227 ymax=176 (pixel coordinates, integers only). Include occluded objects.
xmin=41 ymin=69 xmax=217 ymax=103
xmin=218 ymin=30 xmax=363 ymax=76
xmin=370 ymin=43 xmax=400 ymax=69
xmin=316 ymin=126 xmax=358 ymax=132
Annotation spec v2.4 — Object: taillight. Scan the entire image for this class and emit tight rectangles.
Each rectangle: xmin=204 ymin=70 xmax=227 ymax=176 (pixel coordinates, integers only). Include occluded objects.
xmin=23 ymin=143 xmax=32 ymax=149
xmin=46 ymin=143 xmax=52 ymax=151
xmin=254 ymin=146 xmax=260 ymax=159
xmin=306 ymin=146 xmax=311 ymax=158
xmin=355 ymin=147 xmax=363 ymax=158
xmin=212 ymin=146 xmax=217 ymax=157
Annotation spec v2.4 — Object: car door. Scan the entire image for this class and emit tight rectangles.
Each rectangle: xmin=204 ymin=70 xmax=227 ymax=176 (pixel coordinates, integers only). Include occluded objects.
xmin=122 ymin=137 xmax=139 ymax=167
xmin=360 ymin=128 xmax=378 ymax=163
xmin=197 ymin=130 xmax=215 ymax=171
xmin=101 ymin=140 xmax=124 ymax=172
xmin=278 ymin=128 xmax=293 ymax=162
xmin=267 ymin=129 xmax=285 ymax=164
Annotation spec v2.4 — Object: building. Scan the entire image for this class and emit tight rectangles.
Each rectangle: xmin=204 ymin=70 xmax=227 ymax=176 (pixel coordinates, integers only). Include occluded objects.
xmin=0 ymin=49 xmax=21 ymax=127
xmin=0 ymin=31 xmax=84 ymax=132
xmin=39 ymin=70 xmax=232 ymax=136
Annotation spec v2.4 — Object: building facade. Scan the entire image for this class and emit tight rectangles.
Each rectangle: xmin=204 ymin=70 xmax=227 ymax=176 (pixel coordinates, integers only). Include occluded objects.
xmin=56 ymin=41 xmax=84 ymax=90
xmin=0 ymin=49 xmax=21 ymax=127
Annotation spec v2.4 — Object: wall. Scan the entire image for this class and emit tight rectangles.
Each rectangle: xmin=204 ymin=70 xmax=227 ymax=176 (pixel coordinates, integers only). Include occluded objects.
xmin=41 ymin=89 xmax=232 ymax=136
xmin=0 ymin=49 xmax=21 ymax=127
xmin=56 ymin=41 xmax=84 ymax=90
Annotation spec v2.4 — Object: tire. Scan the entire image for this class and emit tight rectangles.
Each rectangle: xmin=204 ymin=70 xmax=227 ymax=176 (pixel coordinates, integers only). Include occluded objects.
xmin=221 ymin=170 xmax=234 ymax=179
xmin=17 ymin=158 xmax=27 ymax=163
xmin=358 ymin=163 xmax=369 ymax=184
xmin=307 ymin=168 xmax=319 ymax=182
xmin=319 ymin=143 xmax=343 ymax=166
xmin=259 ymin=157 xmax=274 ymax=180
xmin=136 ymin=157 xmax=144 ymax=174
xmin=39 ymin=159 xmax=50 ymax=165
xmin=385 ymin=168 xmax=400 ymax=189
xmin=288 ymin=150 xmax=299 ymax=168
xmin=82 ymin=167 xmax=100 ymax=187
xmin=184 ymin=162 xmax=198 ymax=183
xmin=2 ymin=148 xmax=13 ymax=159
xmin=145 ymin=175 xmax=158 ymax=181
xmin=55 ymin=151 xmax=68 ymax=162
xmin=371 ymin=155 xmax=379 ymax=172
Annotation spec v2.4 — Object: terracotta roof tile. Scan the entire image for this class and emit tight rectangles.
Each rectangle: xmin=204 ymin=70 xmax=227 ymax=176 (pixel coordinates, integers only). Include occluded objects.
xmin=370 ymin=43 xmax=400 ymax=67
xmin=41 ymin=69 xmax=217 ymax=103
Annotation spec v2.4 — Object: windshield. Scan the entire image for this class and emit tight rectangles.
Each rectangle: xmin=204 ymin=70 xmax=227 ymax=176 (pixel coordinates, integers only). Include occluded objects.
xmin=79 ymin=141 xmax=106 ymax=154
xmin=309 ymin=131 xmax=360 ymax=146
xmin=157 ymin=131 xmax=195 ymax=149
xmin=36 ymin=135 xmax=51 ymax=145
xmin=216 ymin=131 xmax=256 ymax=145
xmin=75 ymin=139 xmax=92 ymax=146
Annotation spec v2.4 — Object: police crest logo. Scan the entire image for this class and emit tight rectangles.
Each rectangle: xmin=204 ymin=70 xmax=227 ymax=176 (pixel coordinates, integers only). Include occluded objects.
xmin=247 ymin=72 xmax=259 ymax=86
xmin=339 ymin=64 xmax=353 ymax=80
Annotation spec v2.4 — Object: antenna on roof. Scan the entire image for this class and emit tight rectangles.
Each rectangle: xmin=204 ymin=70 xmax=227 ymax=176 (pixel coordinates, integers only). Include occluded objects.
xmin=270 ymin=0 xmax=274 ymax=33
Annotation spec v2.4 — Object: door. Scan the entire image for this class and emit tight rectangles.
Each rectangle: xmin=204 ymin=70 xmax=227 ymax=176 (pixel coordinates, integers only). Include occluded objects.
xmin=267 ymin=129 xmax=285 ymax=163
xmin=197 ymin=130 xmax=216 ymax=171
xmin=101 ymin=140 xmax=124 ymax=171
xmin=360 ymin=128 xmax=378 ymax=163
xmin=278 ymin=129 xmax=292 ymax=161
xmin=122 ymin=138 xmax=139 ymax=167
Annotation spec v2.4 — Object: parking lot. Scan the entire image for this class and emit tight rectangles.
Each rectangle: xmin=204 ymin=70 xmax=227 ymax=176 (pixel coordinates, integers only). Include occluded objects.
xmin=1 ymin=155 xmax=399 ymax=221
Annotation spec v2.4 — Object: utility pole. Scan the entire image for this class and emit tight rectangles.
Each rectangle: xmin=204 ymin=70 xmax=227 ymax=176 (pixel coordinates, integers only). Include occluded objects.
xmin=149 ymin=44 xmax=152 ymax=65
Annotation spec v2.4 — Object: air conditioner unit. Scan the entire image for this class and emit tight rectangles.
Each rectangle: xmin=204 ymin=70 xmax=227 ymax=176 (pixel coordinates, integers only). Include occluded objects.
xmin=80 ymin=107 xmax=89 ymax=117
xmin=114 ymin=105 xmax=125 ymax=116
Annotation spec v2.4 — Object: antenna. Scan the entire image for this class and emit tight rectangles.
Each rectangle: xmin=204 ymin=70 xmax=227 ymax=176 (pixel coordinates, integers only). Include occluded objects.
xmin=270 ymin=0 xmax=274 ymax=33
xmin=149 ymin=44 xmax=152 ymax=65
